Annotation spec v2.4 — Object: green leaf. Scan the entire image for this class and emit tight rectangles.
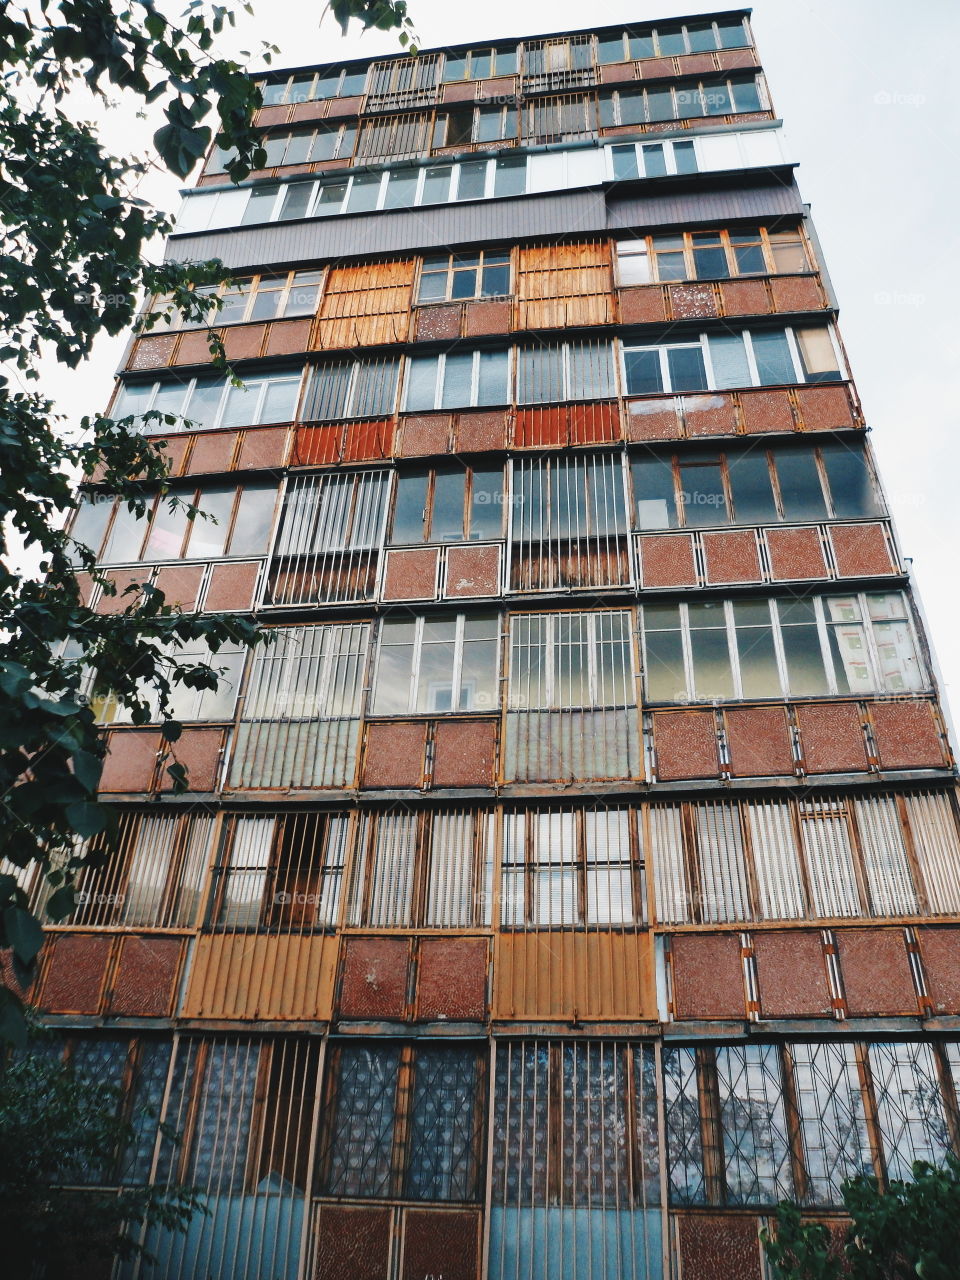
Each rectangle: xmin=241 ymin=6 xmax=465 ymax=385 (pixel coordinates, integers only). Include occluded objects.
xmin=45 ymin=885 xmax=77 ymax=922
xmin=3 ymin=905 xmax=44 ymax=965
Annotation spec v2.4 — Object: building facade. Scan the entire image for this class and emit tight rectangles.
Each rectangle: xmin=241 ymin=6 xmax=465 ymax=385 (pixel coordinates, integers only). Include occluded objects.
xmin=28 ymin=10 xmax=960 ymax=1278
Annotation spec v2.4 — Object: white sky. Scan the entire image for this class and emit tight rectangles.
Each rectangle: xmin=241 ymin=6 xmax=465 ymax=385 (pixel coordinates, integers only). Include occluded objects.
xmin=27 ymin=0 xmax=960 ymax=722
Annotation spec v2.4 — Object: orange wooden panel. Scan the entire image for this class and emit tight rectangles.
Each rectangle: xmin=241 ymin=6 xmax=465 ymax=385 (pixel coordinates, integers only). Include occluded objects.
xmin=513 ymin=405 xmax=567 ymax=448
xmin=493 ymin=931 xmax=655 ymax=1021
xmin=343 ymin=418 xmax=395 ymax=461
xmin=182 ymin=934 xmax=337 ymax=1020
xmin=517 ymin=241 xmax=614 ymax=329
xmin=316 ymin=259 xmax=415 ymax=348
xmin=568 ymin=400 xmax=620 ymax=444
xmin=294 ymin=424 xmax=342 ymax=465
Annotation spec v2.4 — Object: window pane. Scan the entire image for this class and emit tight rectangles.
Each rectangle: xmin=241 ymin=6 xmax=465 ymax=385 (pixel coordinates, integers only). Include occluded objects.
xmin=657 ymin=26 xmax=685 ymax=55
xmin=372 ymin=621 xmax=417 ymax=713
xmin=673 ymin=140 xmax=697 ymax=173
xmin=346 ymin=172 xmax=381 ymax=212
xmin=680 ymin=462 xmax=727 ymax=526
xmin=769 ymin=230 xmax=809 ymax=272
xmin=440 ymin=352 xmax=474 ymax=409
xmin=459 ymin=631 xmax=499 ymax=712
xmin=686 ymin=21 xmax=717 ymax=51
xmin=688 ymin=602 xmax=734 ymax=698
xmin=733 ymin=601 xmax=780 ymax=697
xmin=477 ymin=350 xmax=510 ymax=405
xmin=612 ymin=145 xmax=640 ymax=181
xmin=779 ymin=600 xmax=830 ymax=695
xmin=730 ymin=75 xmax=762 ymax=112
xmin=667 ymin=346 xmax=707 ymax=392
xmin=628 ymin=33 xmax=655 ymax=59
xmin=228 ymin=483 xmax=276 ymax=556
xmin=279 ymin=182 xmax=314 ymax=220
xmin=391 ymin=471 xmax=429 ymax=543
xmin=431 ymin=467 xmax=466 ymax=540
xmin=691 ymin=233 xmax=729 ymax=279
xmin=261 ymin=375 xmax=300 ymax=424
xmin=728 ymin=451 xmax=778 ymax=523
xmin=617 ymin=240 xmax=650 ymax=285
xmin=624 ymin=348 xmax=663 ymax=395
xmin=644 ymin=608 xmax=686 ymax=702
xmin=775 ymin=448 xmax=828 ymax=521
xmin=323 ymin=1045 xmax=400 ymax=1197
xmin=69 ymin=497 xmax=113 ymax=562
xmin=494 ymin=156 xmax=526 ymax=197
xmin=469 ymin=466 xmax=504 ymax=539
xmin=641 ymin=143 xmax=666 ymax=177
xmin=313 ymin=181 xmax=347 ymax=215
xmin=632 ymin=456 xmax=677 ymax=530
xmin=703 ymin=80 xmax=733 ymax=115
xmin=241 ymin=184 xmax=279 ymax=224
xmin=597 ymin=36 xmax=625 ymax=63
xmin=709 ymin=333 xmax=752 ymax=394
xmin=383 ymin=170 xmax=418 ymax=208
xmin=751 ymin=330 xmax=796 ymax=385
xmin=718 ymin=19 xmax=747 ymax=47
xmin=142 ymin=498 xmax=189 ymax=561
xmin=405 ymin=1047 xmax=481 ymax=1201
xmin=797 ymin=327 xmax=841 ymax=382
xmin=405 ymin=356 xmax=439 ymax=411
xmin=456 ymin=160 xmax=487 ymax=200
xmin=673 ymin=84 xmax=702 ymax=118
xmin=819 ymin=443 xmax=877 ymax=518
xmin=186 ymin=486 xmax=234 ymax=558
xmin=422 ymin=165 xmax=452 ymax=203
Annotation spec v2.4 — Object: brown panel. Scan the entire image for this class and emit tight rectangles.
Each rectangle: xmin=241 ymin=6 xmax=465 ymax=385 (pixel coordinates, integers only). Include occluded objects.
xmin=109 ymin=935 xmax=183 ymax=1017
xmin=494 ymin=932 xmax=656 ymax=1020
xmin=382 ymin=547 xmax=439 ymax=601
xmin=738 ymin=388 xmax=796 ymax=434
xmin=464 ymin=299 xmax=511 ymax=336
xmin=754 ymin=930 xmax=833 ymax=1018
xmin=183 ymin=934 xmax=337 ymax=1020
xmin=255 ymin=105 xmax=292 ymax=128
xmin=398 ymin=414 xmax=452 ymax=457
xmin=835 ymin=927 xmax=918 ymax=1015
xmin=670 ymin=933 xmax=746 ymax=1020
xmin=625 ymin=399 xmax=683 ymax=441
xmin=432 ymin=719 xmax=497 ymax=787
xmin=637 ymin=56 xmax=676 ymax=79
xmin=414 ymin=304 xmax=461 ymax=341
xmin=339 ymin=937 xmax=410 ymax=1019
xmin=236 ymin=425 xmax=289 ymax=470
xmin=725 ymin=706 xmax=794 ymax=777
xmin=702 ymin=530 xmax=762 ymax=584
xmin=619 ymin=285 xmax=668 ymax=324
xmin=157 ymin=728 xmax=224 ymax=792
xmin=917 ymin=926 xmax=960 ymax=1015
xmin=481 ymin=75 xmax=515 ymax=96
xmin=717 ymin=47 xmax=760 ymax=70
xmin=682 ymin=392 xmax=738 ymax=437
xmin=40 ymin=934 xmax=112 ymax=1014
xmin=153 ymin=435 xmax=190 ymax=478
xmin=517 ymin=241 xmax=614 ymax=329
xmin=669 ymin=283 xmax=719 ymax=320
xmin=829 ymin=523 xmax=895 ymax=577
xmin=600 ymin=61 xmax=635 ymax=84
xmin=128 ymin=335 xmax=176 ymax=371
xmin=653 ymin=711 xmax=720 ymax=781
xmin=204 ymin=560 xmax=261 ymax=611
xmin=174 ymin=330 xmax=217 ymax=365
xmin=796 ymin=702 xmax=869 ymax=773
xmin=795 ymin=384 xmax=857 ymax=430
xmin=442 ymin=80 xmax=477 ymax=103
xmin=362 ymin=721 xmax=428 ymax=789
xmin=417 ymin=938 xmax=488 ymax=1021
xmin=315 ymin=1205 xmax=392 ymax=1280
xmin=324 ymin=94 xmax=363 ymax=118
xmin=99 ymin=730 xmax=159 ymax=792
xmin=569 ymin=401 xmax=620 ymax=445
xmin=222 ymin=324 xmax=266 ymax=360
xmin=720 ymin=278 xmax=771 ymax=317
xmin=675 ymin=1214 xmax=762 ymax=1280
xmin=765 ymin=526 xmax=829 ymax=580
xmin=153 ymin=563 xmax=204 ymax=611
xmin=770 ymin=275 xmax=824 ymax=312
xmin=264 ymin=317 xmax=312 ymax=357
xmin=445 ymin=544 xmax=500 ymax=598
xmin=455 ymin=410 xmax=508 ymax=453
xmin=513 ymin=406 xmax=567 ymax=448
xmin=676 ymin=52 xmax=718 ymax=75
xmin=343 ymin=419 xmax=395 ymax=462
xmin=95 ymin=568 xmax=149 ymax=614
xmin=186 ymin=431 xmax=238 ymax=474
xmin=871 ymin=700 xmax=946 ymax=770
xmin=294 ymin=424 xmax=341 ymax=465
xmin=638 ymin=534 xmax=697 ymax=587
xmin=402 ymin=1210 xmax=480 ymax=1280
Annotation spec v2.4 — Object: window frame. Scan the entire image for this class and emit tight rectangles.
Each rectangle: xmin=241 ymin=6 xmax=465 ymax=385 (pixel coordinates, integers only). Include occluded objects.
xmin=112 ymin=369 xmax=303 ymax=433
xmin=414 ymin=248 xmax=513 ymax=305
xmin=615 ymin=225 xmax=813 ymax=285
xmin=256 ymin=67 xmax=369 ymax=106
xmin=389 ymin=462 xmax=506 ymax=545
xmin=402 ymin=348 xmax=512 ymax=412
xmin=371 ymin=612 xmax=501 ymax=716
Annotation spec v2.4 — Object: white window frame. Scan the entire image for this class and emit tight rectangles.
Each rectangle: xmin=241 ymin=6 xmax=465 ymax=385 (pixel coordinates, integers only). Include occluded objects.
xmin=620 ymin=328 xmax=842 ymax=396
xmin=402 ymin=349 xmax=512 ymax=412
xmin=371 ymin=613 xmax=500 ymax=715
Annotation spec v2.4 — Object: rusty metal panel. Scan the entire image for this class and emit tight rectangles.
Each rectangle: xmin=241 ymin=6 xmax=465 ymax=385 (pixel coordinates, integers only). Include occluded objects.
xmin=652 ymin=710 xmax=720 ymax=782
xmin=432 ymin=719 xmax=497 ymax=788
xmin=417 ymin=937 xmax=488 ymax=1020
xmin=830 ymin=523 xmax=896 ymax=577
xmin=361 ymin=721 xmax=428 ymax=789
xmin=203 ymin=560 xmax=261 ymax=612
xmin=870 ymin=699 xmax=946 ymax=770
xmin=445 ymin=544 xmax=501 ymax=598
xmin=754 ymin=929 xmax=833 ymax=1018
xmin=834 ymin=927 xmax=918 ymax=1016
xmin=795 ymin=384 xmax=858 ymax=430
xmin=109 ymin=935 xmax=183 ymax=1017
xmin=513 ymin=405 xmax=567 ymax=448
xmin=157 ymin=727 xmax=225 ymax=792
xmin=316 ymin=258 xmax=415 ymax=348
xmin=98 ymin=729 xmax=159 ymax=792
xmin=402 ymin=1210 xmax=480 ymax=1280
xmin=670 ymin=933 xmax=745 ymax=1020
xmin=344 ymin=418 xmax=396 ymax=461
xmin=182 ymin=933 xmax=337 ymax=1020
xmin=702 ymin=529 xmax=762 ymax=583
xmin=39 ymin=933 xmax=111 ymax=1014
xmin=493 ymin=930 xmax=655 ymax=1021
xmin=675 ymin=1214 xmax=762 ymax=1280
xmin=795 ymin=702 xmax=868 ymax=774
xmin=724 ymin=706 xmax=794 ymax=777
xmin=517 ymin=240 xmax=614 ymax=329
xmin=917 ymin=926 xmax=960 ymax=1015
xmin=382 ymin=547 xmax=440 ymax=601
xmin=765 ymin=526 xmax=829 ymax=580
xmin=568 ymin=400 xmax=621 ymax=445
xmin=314 ymin=1205 xmax=392 ymax=1280
xmin=737 ymin=388 xmax=795 ymax=434
xmin=338 ymin=936 xmax=410 ymax=1019
xmin=637 ymin=533 xmax=697 ymax=587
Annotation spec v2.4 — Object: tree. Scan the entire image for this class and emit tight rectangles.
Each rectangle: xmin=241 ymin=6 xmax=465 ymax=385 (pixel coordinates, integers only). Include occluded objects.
xmin=762 ymin=1157 xmax=960 ymax=1280
xmin=0 ymin=0 xmax=415 ymax=1042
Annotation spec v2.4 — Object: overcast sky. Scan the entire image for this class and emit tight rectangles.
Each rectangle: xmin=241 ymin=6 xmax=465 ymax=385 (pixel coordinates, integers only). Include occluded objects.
xmin=31 ymin=0 xmax=960 ymax=722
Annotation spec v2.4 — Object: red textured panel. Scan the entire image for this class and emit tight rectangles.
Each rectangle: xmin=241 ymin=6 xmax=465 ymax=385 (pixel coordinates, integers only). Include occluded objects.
xmin=724 ymin=706 xmax=794 ymax=777
xmin=675 ymin=53 xmax=718 ymax=76
xmin=830 ymin=524 xmax=895 ymax=577
xmin=399 ymin=414 xmax=452 ymax=457
xmin=236 ymin=425 xmax=288 ymax=470
xmin=795 ymin=385 xmax=857 ymax=431
xmin=158 ymin=728 xmax=224 ymax=792
xmin=414 ymin=305 xmax=461 ymax=341
xmin=671 ymin=934 xmax=745 ymax=1020
xmin=463 ymin=299 xmax=511 ymax=337
xmin=95 ymin=569 xmax=149 ymax=615
xmin=717 ymin=47 xmax=760 ymax=70
xmin=154 ymin=436 xmax=189 ymax=477
xmin=917 ymin=927 xmax=960 ymax=1015
xmin=402 ymin=1210 xmax=481 ymax=1280
xmin=222 ymin=324 xmax=266 ymax=360
xmin=669 ymin=283 xmax=719 ymax=320
xmin=600 ymin=61 xmax=635 ymax=84
xmin=255 ymin=105 xmax=291 ymax=128
xmin=835 ymin=928 xmax=918 ymax=1015
xmin=174 ymin=330 xmax=217 ymax=365
xmin=445 ymin=545 xmax=500 ymax=597
xmin=513 ymin=406 xmax=567 ymax=448
xmin=682 ymin=393 xmax=738 ymax=437
xmin=625 ymin=399 xmax=683 ymax=441
xmin=204 ymin=560 xmax=260 ymax=612
xmin=339 ymin=937 xmax=410 ymax=1019
xmin=153 ymin=563 xmax=204 ymax=611
xmin=127 ymin=335 xmax=176 ymax=371
xmin=186 ymin=431 xmax=238 ymax=474
xmin=110 ymin=936 xmax=182 ymax=1017
xmin=770 ymin=276 xmax=825 ymax=312
xmin=796 ymin=702 xmax=869 ymax=773
xmin=676 ymin=1214 xmax=762 ymax=1280
xmin=442 ymin=80 xmax=478 ymax=103
xmin=455 ymin=410 xmax=508 ymax=453
xmin=343 ymin=419 xmax=394 ymax=461
xmin=636 ymin=57 xmax=677 ymax=80
xmin=481 ymin=75 xmax=515 ymax=96
xmin=702 ymin=530 xmax=762 ymax=583
xmin=324 ymin=95 xmax=363 ymax=118
xmin=720 ymin=278 xmax=770 ymax=317
xmin=294 ymin=425 xmax=341 ymax=465
xmin=765 ymin=526 xmax=829 ymax=580
xmin=653 ymin=711 xmax=720 ymax=781
xmin=871 ymin=700 xmax=946 ymax=770
xmin=40 ymin=934 xmax=112 ymax=1014
xmin=382 ymin=548 xmax=439 ymax=601
xmin=754 ymin=930 xmax=833 ymax=1018
xmin=99 ymin=730 xmax=159 ymax=792
xmin=569 ymin=401 xmax=620 ymax=445
xmin=738 ymin=389 xmax=796 ymax=433
xmin=417 ymin=939 xmax=488 ymax=1021
xmin=264 ymin=318 xmax=312 ymax=357
xmin=362 ymin=722 xmax=428 ymax=789
xmin=619 ymin=285 xmax=668 ymax=324
xmin=432 ymin=720 xmax=497 ymax=787
xmin=638 ymin=534 xmax=697 ymax=587
xmin=315 ymin=1205 xmax=391 ymax=1280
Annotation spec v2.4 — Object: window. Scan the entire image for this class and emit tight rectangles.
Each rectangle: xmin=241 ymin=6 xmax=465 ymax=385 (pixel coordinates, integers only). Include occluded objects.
xmin=525 ymin=95 xmax=597 ymax=141
xmin=66 ymin=493 xmax=115 ymax=565
xmin=111 ymin=370 xmax=301 ymax=433
xmin=100 ymin=480 xmax=276 ymax=565
xmin=435 ymin=104 xmax=518 ymax=146
xmin=368 ymin=54 xmax=442 ymax=105
xmin=403 ymin=349 xmax=510 ymax=411
xmin=600 ymin=75 xmax=763 ymax=127
xmin=93 ymin=636 xmax=246 ymax=726
xmin=441 ymin=46 xmax=517 ymax=80
xmin=523 ymin=36 xmax=594 ymax=79
xmin=609 ymin=138 xmax=698 ymax=180
xmin=371 ymin=613 xmax=499 ymax=714
xmin=501 ymin=808 xmax=642 ymax=927
xmin=416 ymin=250 xmax=511 ymax=304
xmin=641 ymin=592 xmax=924 ymax=703
xmin=251 ymin=123 xmax=356 ymax=169
xmin=390 ymin=462 xmax=504 ymax=543
xmin=508 ymin=610 xmax=634 ymax=711
xmin=623 ymin=339 xmax=707 ymax=395
xmin=515 ymin=340 xmax=617 ymax=403
xmin=257 ymin=67 xmax=368 ymax=104
xmin=302 ymin=357 xmax=400 ymax=420
xmin=319 ymin=1042 xmax=485 ymax=1202
xmin=616 ymin=226 xmax=811 ymax=284
xmin=622 ymin=327 xmax=842 ymax=395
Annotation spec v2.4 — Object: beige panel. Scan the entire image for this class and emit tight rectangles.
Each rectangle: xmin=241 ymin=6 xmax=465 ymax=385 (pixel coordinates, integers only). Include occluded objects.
xmin=492 ymin=930 xmax=656 ymax=1021
xmin=516 ymin=241 xmax=614 ymax=329
xmin=182 ymin=933 xmax=337 ymax=1020
xmin=315 ymin=258 xmax=415 ymax=348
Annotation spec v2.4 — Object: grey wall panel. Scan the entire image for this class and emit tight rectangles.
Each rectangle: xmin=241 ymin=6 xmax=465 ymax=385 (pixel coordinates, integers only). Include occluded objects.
xmin=606 ymin=180 xmax=804 ymax=229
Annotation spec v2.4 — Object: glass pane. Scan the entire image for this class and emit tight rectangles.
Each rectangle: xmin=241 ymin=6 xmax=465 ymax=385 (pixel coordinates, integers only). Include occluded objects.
xmin=612 ymin=145 xmax=640 ymax=181
xmin=279 ymin=182 xmax=314 ymax=221
xmin=308 ymin=126 xmax=338 ymax=162
xmin=752 ymin=329 xmax=796 ymax=385
xmin=373 ymin=628 xmax=416 ymax=713
xmin=493 ymin=156 xmax=526 ymax=197
xmin=703 ymin=80 xmax=733 ymax=115
xmin=667 ymin=346 xmax=707 ymax=392
xmin=686 ymin=21 xmax=717 ymax=51
xmin=689 ymin=603 xmax=733 ymax=699
xmin=718 ymin=19 xmax=747 ymax=47
xmin=405 ymin=356 xmax=439 ymax=411
xmin=732 ymin=239 xmax=766 ymax=274
xmin=673 ymin=140 xmax=697 ymax=173
xmin=422 ymin=165 xmax=452 ymax=203
xmin=733 ymin=602 xmax=781 ymax=697
xmin=229 ymin=484 xmax=275 ymax=556
xmin=641 ymin=143 xmax=667 ymax=178
xmin=142 ymin=498 xmax=189 ymax=561
xmin=781 ymin=618 xmax=830 ymax=695
xmin=624 ymin=348 xmax=663 ymax=396
xmin=776 ymin=448 xmax=828 ymax=521
xmin=657 ymin=26 xmax=686 ymax=55
xmin=383 ymin=170 xmax=418 ymax=209
xmin=691 ymin=234 xmax=729 ymax=279
xmin=68 ymin=497 xmax=113 ymax=562
xmin=345 ymin=173 xmax=381 ymax=213
xmin=730 ymin=75 xmax=762 ymax=112
xmin=440 ymin=352 xmax=474 ymax=410
xmin=597 ymin=36 xmax=625 ymax=63
xmin=241 ymin=184 xmax=279 ymax=224
xmin=709 ymin=333 xmax=751 ymax=389
xmin=769 ymin=231 xmax=809 ymax=272
xmin=797 ymin=327 xmax=841 ymax=382
xmin=679 ymin=462 xmax=727 ymax=526
xmin=469 ymin=466 xmax=504 ymax=539
xmin=632 ymin=456 xmax=677 ymax=530
xmin=644 ymin=627 xmax=686 ymax=702
xmin=674 ymin=84 xmax=702 ymax=118
xmin=476 ymin=350 xmax=509 ymax=405
xmin=728 ymin=451 xmax=778 ymax=523
xmin=459 ymin=635 xmax=498 ymax=711
xmin=617 ymin=241 xmax=650 ymax=286
xmin=260 ymin=375 xmax=299 ymax=424
xmin=456 ymin=160 xmax=487 ymax=200
xmin=313 ymin=181 xmax=348 ymax=215
xmin=627 ymin=33 xmax=655 ymax=59
xmin=186 ymin=486 xmax=234 ymax=558
xmin=820 ymin=443 xmax=878 ymax=518
xmin=391 ymin=471 xmax=429 ymax=543
xmin=283 ymin=131 xmax=312 ymax=165
xmin=431 ymin=467 xmax=466 ymax=540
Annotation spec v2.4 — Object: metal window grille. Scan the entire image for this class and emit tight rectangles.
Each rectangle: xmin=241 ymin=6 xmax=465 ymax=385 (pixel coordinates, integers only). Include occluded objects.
xmin=302 ymin=358 xmax=400 ymax=421
xmin=904 ymin=791 xmax=960 ymax=913
xmin=790 ymin=1041 xmax=873 ymax=1204
xmin=854 ymin=794 xmax=919 ymax=916
xmin=515 ymin=340 xmax=617 ymax=404
xmin=356 ymin=113 xmax=433 ymax=159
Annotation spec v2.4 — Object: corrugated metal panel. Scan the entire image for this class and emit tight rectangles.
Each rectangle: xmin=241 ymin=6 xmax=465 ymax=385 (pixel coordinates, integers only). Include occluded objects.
xmin=493 ymin=931 xmax=655 ymax=1020
xmin=607 ymin=178 xmax=804 ymax=230
xmin=182 ymin=934 xmax=338 ymax=1019
xmin=649 ymin=804 xmax=689 ymax=925
xmin=854 ymin=794 xmax=918 ymax=916
xmin=905 ymin=790 xmax=960 ymax=913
